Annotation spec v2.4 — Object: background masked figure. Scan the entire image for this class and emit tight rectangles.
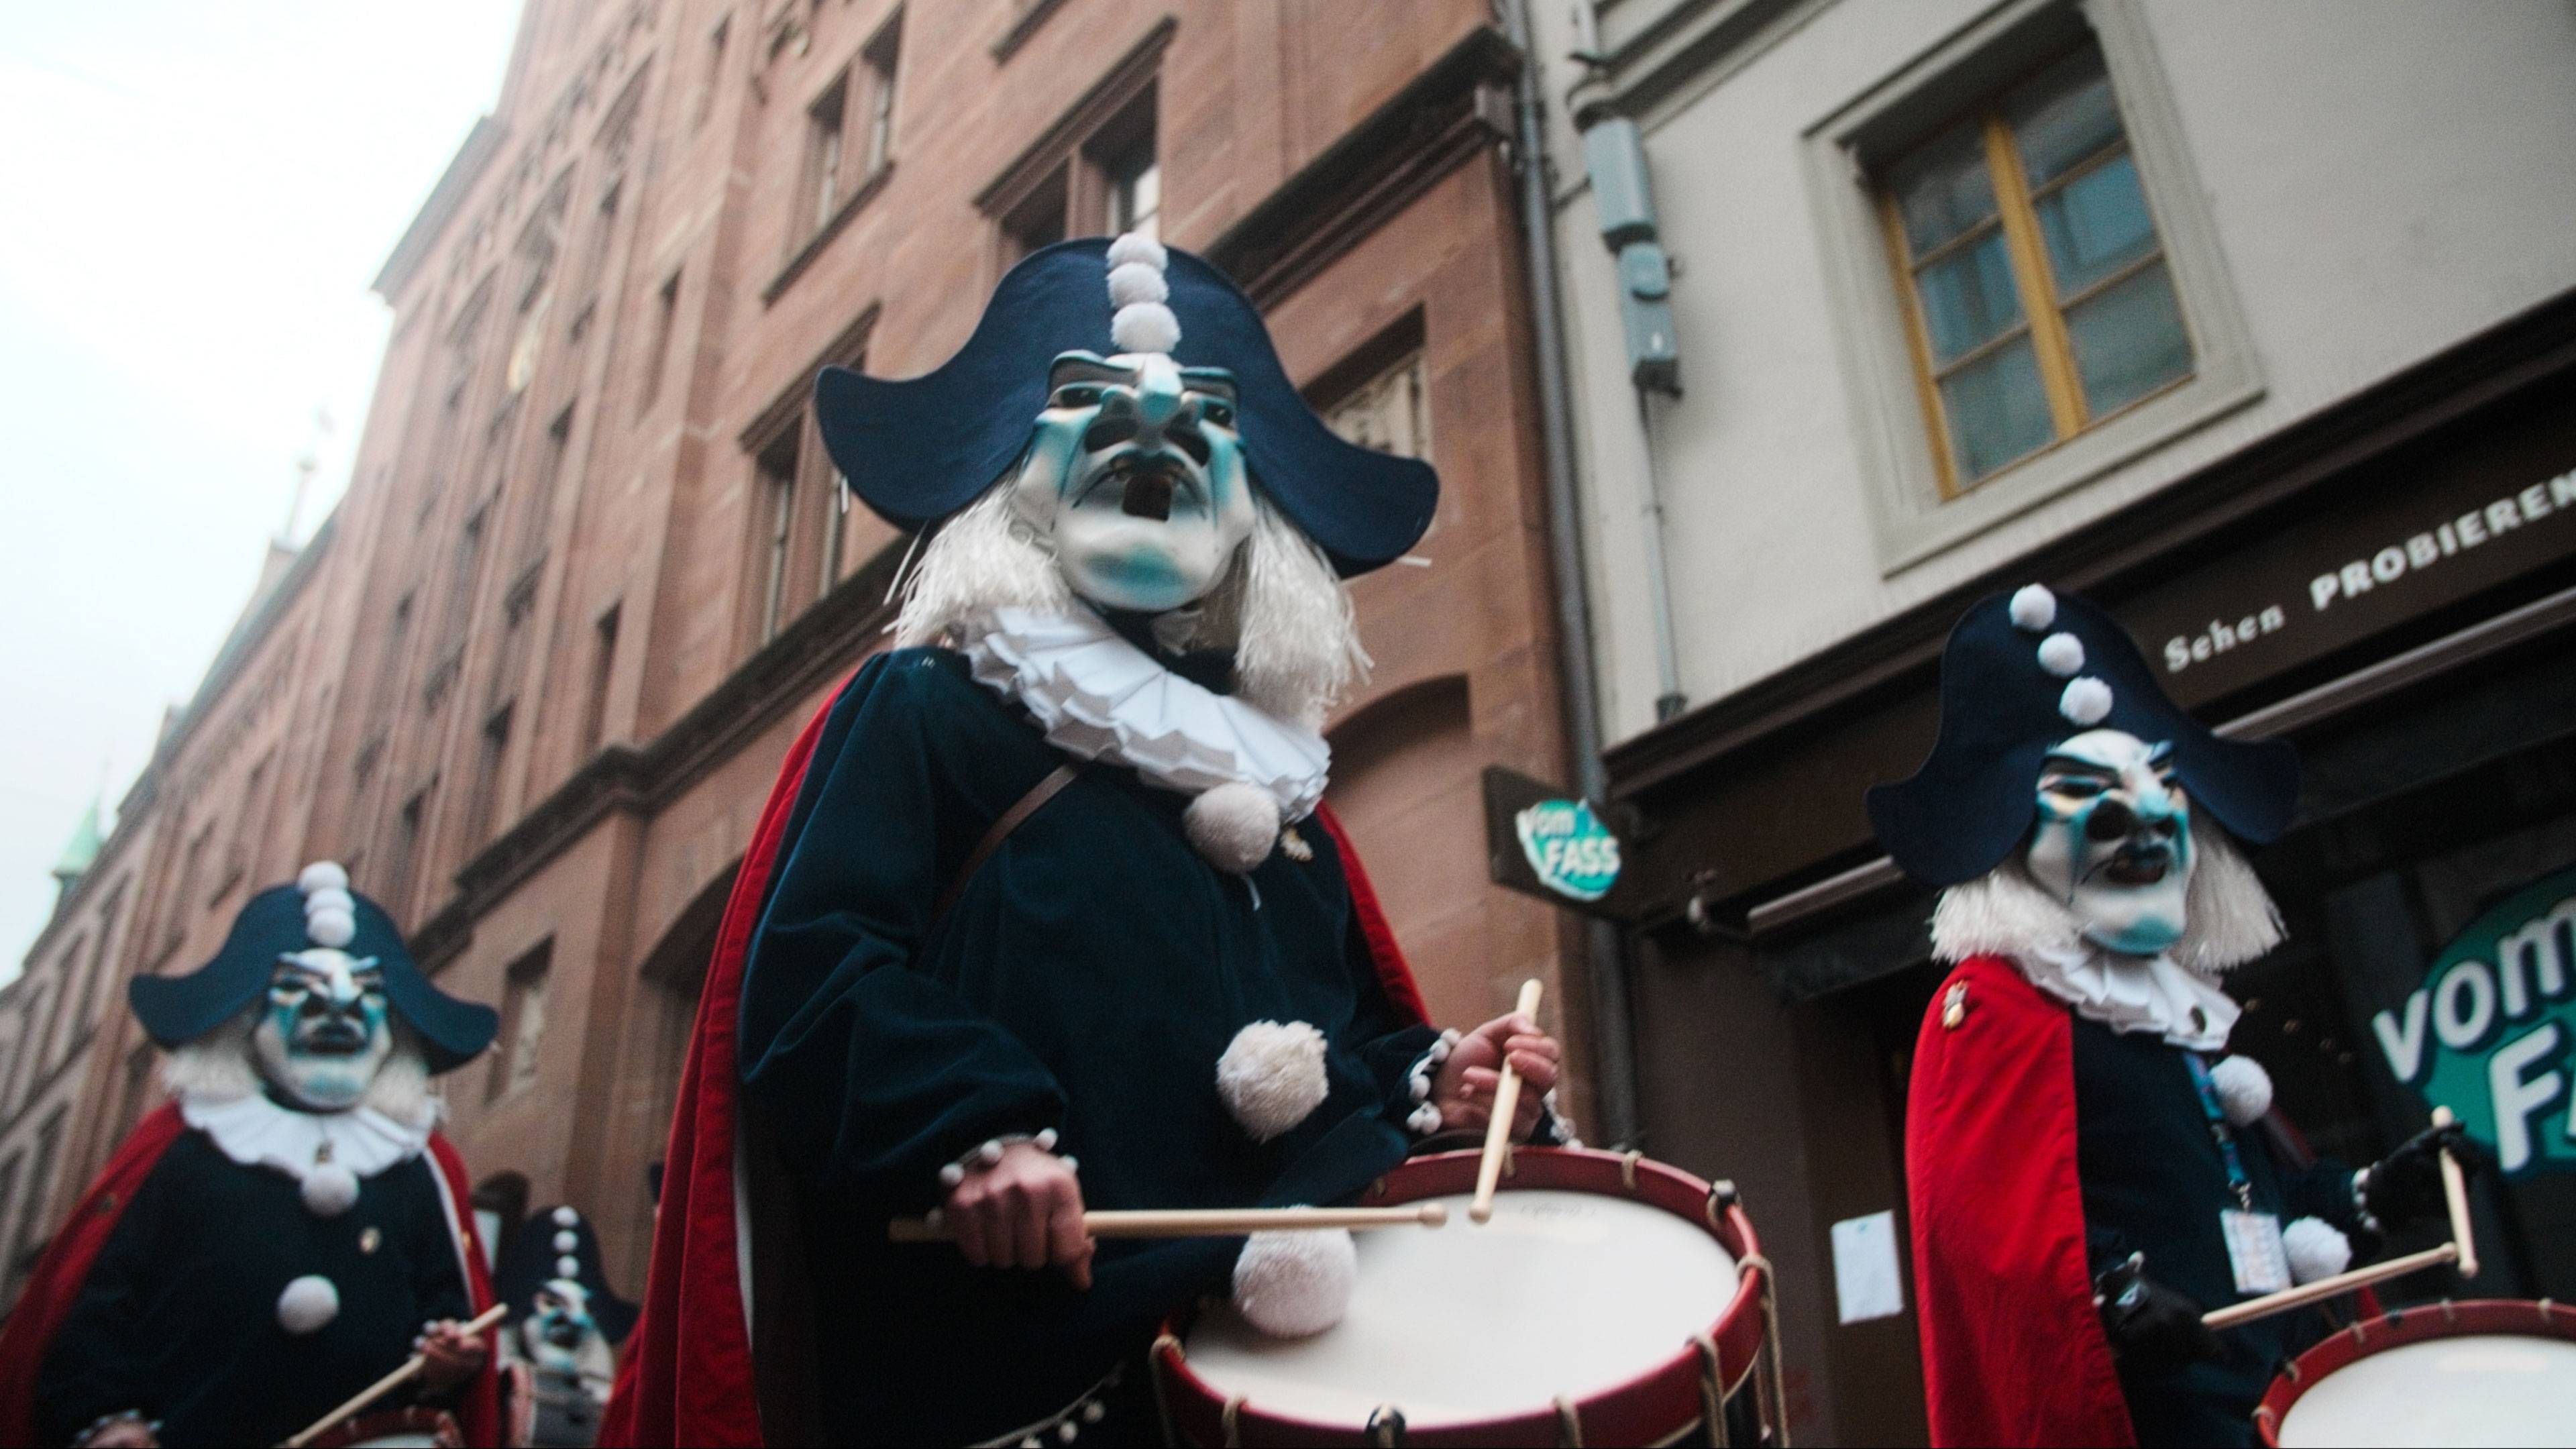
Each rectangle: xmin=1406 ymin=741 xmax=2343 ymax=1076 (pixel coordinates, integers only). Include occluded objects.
xmin=1874 ymin=586 xmax=2481 ymax=1448
xmin=0 ymin=863 xmax=502 ymax=1448
xmin=603 ymin=235 xmax=1566 ymax=1448
xmin=496 ymin=1205 xmax=635 ymax=1448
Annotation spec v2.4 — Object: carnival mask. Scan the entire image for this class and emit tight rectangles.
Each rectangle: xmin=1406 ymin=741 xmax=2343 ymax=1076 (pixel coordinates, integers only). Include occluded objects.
xmin=253 ymin=947 xmax=392 ymax=1111
xmin=525 ymin=1280 xmax=601 ymax=1373
xmin=2025 ymin=729 xmax=2196 ymax=955
xmin=1008 ymin=350 xmax=1256 ymax=614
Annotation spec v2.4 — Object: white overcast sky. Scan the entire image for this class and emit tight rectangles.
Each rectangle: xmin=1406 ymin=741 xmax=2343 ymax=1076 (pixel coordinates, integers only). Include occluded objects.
xmin=0 ymin=1 xmax=523 ymax=981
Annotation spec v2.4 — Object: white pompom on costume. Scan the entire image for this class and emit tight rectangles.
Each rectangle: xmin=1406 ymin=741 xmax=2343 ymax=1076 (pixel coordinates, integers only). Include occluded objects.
xmin=301 ymin=1163 xmax=361 ymax=1218
xmin=305 ymin=908 xmax=357 ymax=948
xmin=2009 ymin=584 xmax=2058 ymax=632
xmin=553 ymin=1205 xmax=581 ymax=1228
xmin=1216 ymin=1020 xmax=1328 ymax=1142
xmin=277 ymin=1274 xmax=341 ymax=1334
xmin=297 ymin=861 xmax=351 ymax=894
xmin=1185 ymin=783 xmax=1281 ymax=873
xmin=1106 ymin=232 xmax=1168 ymax=272
xmin=1112 ymin=303 xmax=1182 ymax=356
xmin=2207 ymin=1055 xmax=2273 ymax=1127
xmin=2037 ymin=632 xmax=2086 ymax=677
xmin=1232 ymin=1226 xmax=1357 ymax=1337
xmin=2283 ymin=1216 xmax=2352 ymax=1285
xmin=2059 ymin=676 xmax=2113 ymax=726
xmin=1107 ymin=261 xmax=1168 ymax=307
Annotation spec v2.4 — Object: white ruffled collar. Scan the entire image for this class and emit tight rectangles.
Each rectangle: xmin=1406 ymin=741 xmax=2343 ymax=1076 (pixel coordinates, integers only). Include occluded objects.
xmin=180 ymin=1091 xmax=433 ymax=1182
xmin=960 ymin=606 xmax=1330 ymax=817
xmin=2013 ymin=944 xmax=2240 ymax=1051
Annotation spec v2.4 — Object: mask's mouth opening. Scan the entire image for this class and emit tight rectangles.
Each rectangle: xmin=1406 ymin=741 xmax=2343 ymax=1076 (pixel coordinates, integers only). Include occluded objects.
xmin=296 ymin=1018 xmax=372 ymax=1055
xmin=2096 ymin=843 xmax=2172 ymax=887
xmin=1080 ymin=450 xmax=1194 ymax=521
xmin=1120 ymin=470 xmax=1175 ymax=521
xmin=543 ymin=1316 xmax=586 ymax=1347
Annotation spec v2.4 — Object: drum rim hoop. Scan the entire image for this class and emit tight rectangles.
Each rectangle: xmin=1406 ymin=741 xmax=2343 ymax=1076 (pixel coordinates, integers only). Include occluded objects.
xmin=2252 ymin=1297 xmax=2576 ymax=1448
xmin=1154 ymin=1146 xmax=1770 ymax=1444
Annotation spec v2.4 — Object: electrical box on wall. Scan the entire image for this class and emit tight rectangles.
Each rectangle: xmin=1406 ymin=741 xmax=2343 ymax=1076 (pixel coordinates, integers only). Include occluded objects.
xmin=1581 ymin=117 xmax=1681 ymax=396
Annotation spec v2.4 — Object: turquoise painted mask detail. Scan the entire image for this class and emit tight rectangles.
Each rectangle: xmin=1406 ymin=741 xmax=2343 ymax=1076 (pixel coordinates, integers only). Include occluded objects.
xmin=2025 ymin=729 xmax=2196 ymax=955
xmin=529 ymin=1281 xmax=603 ymax=1373
xmin=253 ymin=947 xmax=393 ymax=1111
xmin=1008 ymin=350 xmax=1257 ymax=614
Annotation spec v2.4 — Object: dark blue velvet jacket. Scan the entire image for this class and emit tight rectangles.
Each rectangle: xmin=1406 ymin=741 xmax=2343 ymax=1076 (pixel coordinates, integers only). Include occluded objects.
xmin=2072 ymin=1020 xmax=2365 ymax=1448
xmin=737 ymin=649 xmax=1437 ymax=1442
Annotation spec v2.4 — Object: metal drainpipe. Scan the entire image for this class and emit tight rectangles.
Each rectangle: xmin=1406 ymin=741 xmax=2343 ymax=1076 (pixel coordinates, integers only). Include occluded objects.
xmin=1501 ymin=0 xmax=1640 ymax=1150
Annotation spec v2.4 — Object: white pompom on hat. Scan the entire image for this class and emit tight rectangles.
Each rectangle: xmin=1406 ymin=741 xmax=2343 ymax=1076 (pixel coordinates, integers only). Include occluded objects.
xmin=2284 ymin=1216 xmax=2352 ymax=1285
xmin=2059 ymin=676 xmax=2114 ymax=727
xmin=2037 ymin=633 xmax=2086 ymax=678
xmin=1184 ymin=783 xmax=1281 ymax=874
xmin=1107 ymin=261 xmax=1168 ymax=307
xmin=553 ymin=1205 xmax=581 ymax=1228
xmin=1112 ymin=302 xmax=1182 ymax=356
xmin=2206 ymin=1055 xmax=2273 ymax=1127
xmin=277 ymin=1274 xmax=341 ymax=1334
xmin=297 ymin=861 xmax=351 ymax=895
xmin=1231 ymin=1225 xmax=1357 ymax=1338
xmin=1106 ymin=231 xmax=1181 ymax=357
xmin=1216 ymin=1020 xmax=1329 ymax=1142
xmin=301 ymin=1163 xmax=361 ymax=1218
xmin=2009 ymin=584 xmax=2058 ymax=632
xmin=1106 ymin=232 xmax=1169 ymax=272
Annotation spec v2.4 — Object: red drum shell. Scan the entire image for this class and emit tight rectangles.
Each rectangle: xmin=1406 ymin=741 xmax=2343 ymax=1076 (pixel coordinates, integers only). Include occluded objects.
xmin=2254 ymin=1298 xmax=2576 ymax=1447
xmin=1154 ymin=1146 xmax=1769 ymax=1447
xmin=301 ymin=1405 xmax=465 ymax=1448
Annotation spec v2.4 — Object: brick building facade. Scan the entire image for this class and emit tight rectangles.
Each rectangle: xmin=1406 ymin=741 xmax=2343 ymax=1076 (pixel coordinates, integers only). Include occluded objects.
xmin=1 ymin=0 xmax=1592 ymax=1304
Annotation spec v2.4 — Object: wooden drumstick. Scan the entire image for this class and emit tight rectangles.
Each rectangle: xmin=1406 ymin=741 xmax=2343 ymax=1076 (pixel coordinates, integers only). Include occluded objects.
xmin=280 ymin=1301 xmax=508 ymax=1448
xmin=2202 ymin=1242 xmax=2457 ymax=1331
xmin=1469 ymin=979 xmax=1546 ymax=1225
xmin=2432 ymin=1105 xmax=2479 ymax=1280
xmin=887 ymin=1202 xmax=1447 ymax=1243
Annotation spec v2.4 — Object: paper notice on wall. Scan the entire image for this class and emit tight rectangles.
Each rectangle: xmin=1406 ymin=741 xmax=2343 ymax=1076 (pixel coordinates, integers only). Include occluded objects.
xmin=1831 ymin=1210 xmax=1904 ymax=1324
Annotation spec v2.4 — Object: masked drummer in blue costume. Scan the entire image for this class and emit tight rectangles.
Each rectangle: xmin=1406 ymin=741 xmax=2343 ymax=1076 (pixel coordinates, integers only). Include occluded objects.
xmin=672 ymin=235 xmax=1576 ymax=1446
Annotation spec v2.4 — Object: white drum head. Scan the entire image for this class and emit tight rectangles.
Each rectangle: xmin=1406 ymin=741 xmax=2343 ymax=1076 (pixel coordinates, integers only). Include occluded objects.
xmin=1183 ymin=1189 xmax=1739 ymax=1429
xmin=2275 ymin=1333 xmax=2576 ymax=1447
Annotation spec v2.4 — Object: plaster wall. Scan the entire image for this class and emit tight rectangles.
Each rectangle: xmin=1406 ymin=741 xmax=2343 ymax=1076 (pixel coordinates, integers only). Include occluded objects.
xmin=1543 ymin=0 xmax=2576 ymax=743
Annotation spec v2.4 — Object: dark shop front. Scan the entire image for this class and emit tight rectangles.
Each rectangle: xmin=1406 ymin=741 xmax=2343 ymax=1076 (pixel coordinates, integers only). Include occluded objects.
xmin=1597 ymin=291 xmax=2576 ymax=1446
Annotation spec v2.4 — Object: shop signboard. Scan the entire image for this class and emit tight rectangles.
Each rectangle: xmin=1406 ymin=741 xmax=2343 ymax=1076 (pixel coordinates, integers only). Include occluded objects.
xmin=1482 ymin=766 xmax=1635 ymax=920
xmin=2371 ymin=863 xmax=2576 ymax=1178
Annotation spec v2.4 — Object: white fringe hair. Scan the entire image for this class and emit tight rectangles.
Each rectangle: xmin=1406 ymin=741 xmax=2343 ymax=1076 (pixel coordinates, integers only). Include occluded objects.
xmin=1929 ymin=822 xmax=2285 ymax=974
xmin=162 ymin=1007 xmax=442 ymax=1128
xmin=894 ymin=483 xmax=1371 ymax=729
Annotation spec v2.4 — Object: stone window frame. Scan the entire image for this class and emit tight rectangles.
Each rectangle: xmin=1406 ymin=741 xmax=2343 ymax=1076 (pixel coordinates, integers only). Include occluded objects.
xmin=1801 ymin=0 xmax=2261 ymax=573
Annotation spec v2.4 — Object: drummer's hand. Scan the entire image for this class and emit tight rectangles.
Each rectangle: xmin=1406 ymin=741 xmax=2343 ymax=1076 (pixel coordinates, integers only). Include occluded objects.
xmin=945 ymin=1142 xmax=1095 ymax=1289
xmin=1432 ymin=1012 xmax=1561 ymax=1141
xmin=2361 ymin=1120 xmax=2489 ymax=1230
xmin=415 ymin=1318 xmax=488 ymax=1394
xmin=72 ymin=1413 xmax=157 ymax=1448
xmin=2094 ymin=1254 xmax=2219 ymax=1373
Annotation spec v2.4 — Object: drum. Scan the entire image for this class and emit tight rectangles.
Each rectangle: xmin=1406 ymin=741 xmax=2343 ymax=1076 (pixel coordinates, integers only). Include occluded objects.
xmin=303 ymin=1406 xmax=464 ymax=1448
xmin=2255 ymin=1298 xmax=2576 ymax=1447
xmin=1152 ymin=1147 xmax=1782 ymax=1446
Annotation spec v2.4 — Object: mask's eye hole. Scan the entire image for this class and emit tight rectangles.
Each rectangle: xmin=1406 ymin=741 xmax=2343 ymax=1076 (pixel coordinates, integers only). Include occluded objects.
xmin=1201 ymin=400 xmax=1234 ymax=428
xmin=1052 ymin=384 xmax=1102 ymax=409
xmin=1083 ymin=417 xmax=1138 ymax=452
xmin=2048 ymin=776 xmax=2106 ymax=798
xmin=1169 ymin=427 xmax=1212 ymax=467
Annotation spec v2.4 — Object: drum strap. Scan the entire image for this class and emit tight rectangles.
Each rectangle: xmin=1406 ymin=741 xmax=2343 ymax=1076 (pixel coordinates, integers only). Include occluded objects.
xmin=2184 ymin=1053 xmax=2255 ymax=1210
xmin=932 ymin=763 xmax=1081 ymax=924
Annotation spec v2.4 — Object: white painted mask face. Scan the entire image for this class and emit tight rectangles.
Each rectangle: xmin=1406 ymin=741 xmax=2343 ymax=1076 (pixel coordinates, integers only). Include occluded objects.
xmin=526 ymin=1280 xmax=600 ymax=1373
xmin=253 ymin=948 xmax=393 ymax=1111
xmin=1008 ymin=350 xmax=1256 ymax=614
xmin=2025 ymin=729 xmax=2196 ymax=955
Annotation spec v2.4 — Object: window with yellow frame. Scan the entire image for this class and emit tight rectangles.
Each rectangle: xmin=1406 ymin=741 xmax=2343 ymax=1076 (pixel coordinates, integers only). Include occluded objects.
xmin=1880 ymin=46 xmax=2194 ymax=497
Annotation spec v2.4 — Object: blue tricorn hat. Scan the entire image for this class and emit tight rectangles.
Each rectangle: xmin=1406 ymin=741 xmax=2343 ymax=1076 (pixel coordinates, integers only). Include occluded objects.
xmin=1866 ymin=585 xmax=2300 ymax=886
xmin=494 ymin=1203 xmax=639 ymax=1346
xmin=129 ymin=863 xmax=498 ymax=1073
xmin=811 ymin=236 xmax=1438 ymax=576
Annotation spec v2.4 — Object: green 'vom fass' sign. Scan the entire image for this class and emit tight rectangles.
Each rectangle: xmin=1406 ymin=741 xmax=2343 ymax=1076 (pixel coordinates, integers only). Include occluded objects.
xmin=2371 ymin=863 xmax=2576 ymax=1177
xmin=1514 ymin=798 xmax=1621 ymax=903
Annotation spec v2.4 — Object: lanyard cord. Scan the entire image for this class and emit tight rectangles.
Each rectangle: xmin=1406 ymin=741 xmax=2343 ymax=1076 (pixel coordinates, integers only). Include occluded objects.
xmin=2184 ymin=1053 xmax=2255 ymax=1210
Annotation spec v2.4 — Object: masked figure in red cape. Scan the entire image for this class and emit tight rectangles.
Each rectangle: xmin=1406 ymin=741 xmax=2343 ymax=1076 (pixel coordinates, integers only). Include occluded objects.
xmin=600 ymin=235 xmax=1572 ymax=1447
xmin=0 ymin=863 xmax=502 ymax=1448
xmin=1869 ymin=586 xmax=2484 ymax=1448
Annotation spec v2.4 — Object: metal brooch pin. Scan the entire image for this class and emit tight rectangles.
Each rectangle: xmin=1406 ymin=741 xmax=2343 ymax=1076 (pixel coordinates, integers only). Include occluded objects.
xmin=1941 ymin=981 xmax=1970 ymax=1030
xmin=1279 ymin=826 xmax=1313 ymax=862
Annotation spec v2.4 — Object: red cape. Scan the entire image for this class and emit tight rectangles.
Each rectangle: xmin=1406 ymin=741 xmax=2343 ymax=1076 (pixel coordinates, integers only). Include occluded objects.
xmin=0 ymin=1102 xmax=502 ymax=1447
xmin=600 ymin=678 xmax=1428 ymax=1448
xmin=1907 ymin=954 xmax=2134 ymax=1448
